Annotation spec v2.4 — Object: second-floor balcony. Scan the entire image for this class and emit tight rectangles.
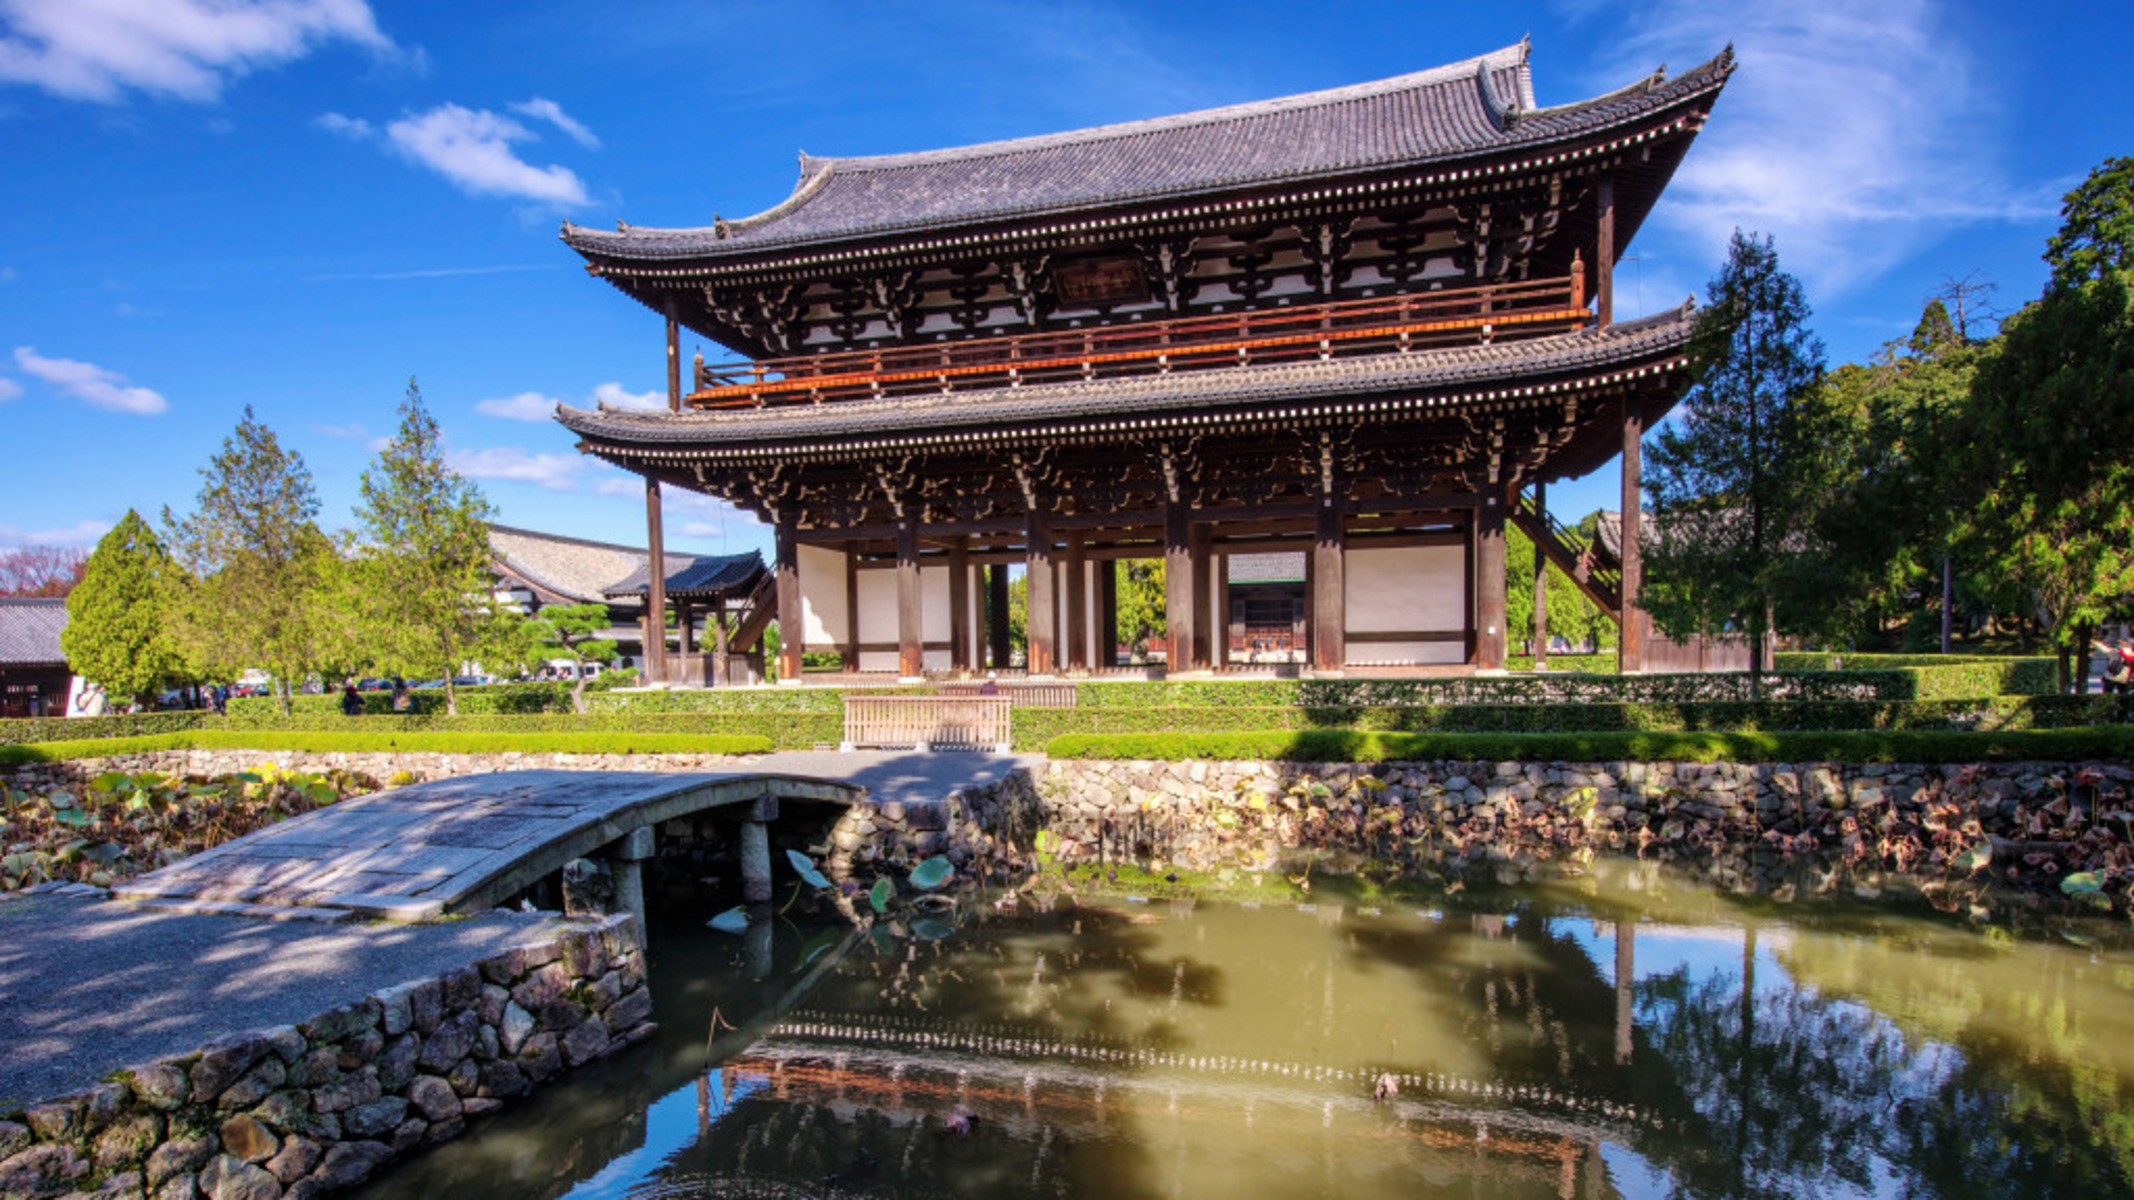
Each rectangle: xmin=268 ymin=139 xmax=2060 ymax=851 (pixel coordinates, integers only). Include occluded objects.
xmin=688 ymin=273 xmax=1592 ymax=411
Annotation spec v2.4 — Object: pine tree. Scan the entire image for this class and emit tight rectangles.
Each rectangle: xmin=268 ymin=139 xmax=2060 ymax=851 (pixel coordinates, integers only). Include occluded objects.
xmin=61 ymin=511 xmax=187 ymax=707
xmin=1645 ymin=231 xmax=1827 ymax=695
xmin=352 ymin=380 xmax=505 ymax=716
xmin=529 ymin=602 xmax=619 ymax=714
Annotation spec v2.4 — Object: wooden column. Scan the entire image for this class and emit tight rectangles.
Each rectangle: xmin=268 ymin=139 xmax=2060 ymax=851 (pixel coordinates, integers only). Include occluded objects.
xmin=1026 ymin=510 xmax=1056 ymax=674
xmin=986 ymin=565 xmax=1011 ymax=670
xmin=677 ymin=600 xmax=694 ymax=658
xmin=1164 ymin=501 xmax=1197 ymax=673
xmin=1098 ymin=559 xmax=1119 ymax=669
xmin=1532 ymin=480 xmax=1549 ymax=669
xmin=1476 ymin=491 xmax=1507 ymax=671
xmin=712 ymin=596 xmax=729 ymax=687
xmin=1190 ymin=525 xmax=1213 ymax=671
xmin=644 ymin=478 xmax=668 ymax=685
xmin=774 ymin=516 xmax=802 ymax=684
xmin=1216 ymin=553 xmax=1232 ymax=668
xmin=842 ymin=548 xmax=860 ymax=672
xmin=1596 ymin=173 xmax=1616 ymax=327
xmin=1064 ymin=530 xmax=1088 ymax=672
xmin=1615 ymin=919 xmax=1636 ymax=1065
xmin=665 ymin=298 xmax=682 ymax=412
xmin=1620 ymin=395 xmax=1646 ymax=673
xmin=1311 ymin=502 xmax=1345 ymax=673
xmin=896 ymin=518 xmax=923 ymax=679
xmin=948 ymin=536 xmax=971 ymax=673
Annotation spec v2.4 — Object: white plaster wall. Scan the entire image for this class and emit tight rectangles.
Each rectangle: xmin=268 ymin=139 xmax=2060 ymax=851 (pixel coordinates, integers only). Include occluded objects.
xmin=855 ymin=569 xmax=898 ymax=673
xmin=923 ymin=566 xmax=951 ymax=672
xmin=797 ymin=544 xmax=848 ymax=649
xmin=1346 ymin=544 xmax=1465 ymax=666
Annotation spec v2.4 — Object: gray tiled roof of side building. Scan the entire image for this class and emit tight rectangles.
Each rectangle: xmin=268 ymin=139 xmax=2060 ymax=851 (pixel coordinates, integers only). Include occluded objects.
xmin=0 ymin=597 xmax=68 ymax=666
xmin=605 ymin=552 xmax=765 ymax=599
xmin=555 ymin=302 xmax=1694 ymax=448
xmin=559 ymin=44 xmax=1731 ymax=262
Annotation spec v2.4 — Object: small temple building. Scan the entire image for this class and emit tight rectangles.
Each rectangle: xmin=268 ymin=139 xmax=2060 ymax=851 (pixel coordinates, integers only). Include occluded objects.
xmin=556 ymin=40 xmax=1732 ymax=681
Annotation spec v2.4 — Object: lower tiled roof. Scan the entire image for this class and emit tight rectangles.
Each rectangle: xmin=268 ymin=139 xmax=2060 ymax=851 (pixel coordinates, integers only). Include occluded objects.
xmin=0 ymin=597 xmax=68 ymax=667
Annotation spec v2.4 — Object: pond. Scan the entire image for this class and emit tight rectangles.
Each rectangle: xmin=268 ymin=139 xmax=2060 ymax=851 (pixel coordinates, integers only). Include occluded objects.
xmin=359 ymin=863 xmax=2134 ymax=1199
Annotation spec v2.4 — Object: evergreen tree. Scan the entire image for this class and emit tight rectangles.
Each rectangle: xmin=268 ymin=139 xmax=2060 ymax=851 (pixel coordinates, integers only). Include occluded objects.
xmin=2046 ymin=157 xmax=2134 ymax=291
xmin=529 ymin=602 xmax=619 ymax=714
xmin=1645 ymin=231 xmax=1826 ymax=694
xmin=60 ymin=511 xmax=187 ymax=707
xmin=352 ymin=380 xmax=506 ymax=716
xmin=164 ymin=407 xmax=347 ymax=715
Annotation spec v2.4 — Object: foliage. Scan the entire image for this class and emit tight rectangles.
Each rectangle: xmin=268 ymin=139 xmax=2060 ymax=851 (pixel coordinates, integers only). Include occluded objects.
xmin=1645 ymin=231 xmax=1827 ymax=689
xmin=162 ymin=407 xmax=348 ymax=715
xmin=526 ymin=602 xmax=619 ymax=714
xmin=2046 ymin=156 xmax=2134 ymax=291
xmin=60 ymin=511 xmax=188 ymax=706
xmin=1772 ymin=653 xmax=2057 ymax=697
xmin=351 ymin=381 xmax=509 ymax=716
xmin=0 ymin=543 xmax=87 ymax=597
xmin=1504 ymin=521 xmax=1612 ymax=654
xmin=0 ymin=765 xmax=363 ymax=892
xmin=1044 ymin=726 xmax=2134 ymax=765
xmin=1959 ymin=268 xmax=2134 ymax=687
xmin=0 ymin=729 xmax=772 ymax=764
xmin=1114 ymin=558 xmax=1166 ymax=650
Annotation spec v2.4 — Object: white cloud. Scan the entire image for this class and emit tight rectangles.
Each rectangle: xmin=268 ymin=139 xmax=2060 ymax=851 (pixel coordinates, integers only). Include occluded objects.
xmin=590 ymin=381 xmax=662 ymax=410
xmin=314 ymin=110 xmax=371 ymax=138
xmin=0 ymin=376 xmax=19 ymax=402
xmin=0 ymin=0 xmax=390 ymax=103
xmin=383 ymin=103 xmax=589 ymax=207
xmin=509 ymin=97 xmax=599 ymax=150
xmin=593 ymin=475 xmax=643 ymax=498
xmin=12 ymin=346 xmax=166 ymax=414
xmin=474 ymin=391 xmax=559 ymax=422
xmin=448 ymin=446 xmax=582 ymax=491
xmin=0 ymin=517 xmax=111 ymax=548
xmin=1582 ymin=0 xmax=2055 ymax=295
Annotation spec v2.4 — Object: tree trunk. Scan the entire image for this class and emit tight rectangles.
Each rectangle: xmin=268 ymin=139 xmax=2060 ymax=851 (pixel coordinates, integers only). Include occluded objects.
xmin=571 ymin=668 xmax=589 ymax=715
xmin=2074 ymin=622 xmax=2094 ymax=696
xmin=444 ymin=676 xmax=459 ymax=717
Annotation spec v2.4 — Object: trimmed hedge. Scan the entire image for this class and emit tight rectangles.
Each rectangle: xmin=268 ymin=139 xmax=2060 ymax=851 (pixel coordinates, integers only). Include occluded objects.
xmin=1045 ymin=726 xmax=2134 ymax=765
xmin=0 ymin=729 xmax=776 ymax=765
xmin=0 ymin=711 xmax=220 ymax=747
xmin=1072 ymin=673 xmax=1914 ymax=707
xmin=1505 ymin=653 xmax=1618 ymax=674
xmin=1773 ymin=652 xmax=2057 ymax=697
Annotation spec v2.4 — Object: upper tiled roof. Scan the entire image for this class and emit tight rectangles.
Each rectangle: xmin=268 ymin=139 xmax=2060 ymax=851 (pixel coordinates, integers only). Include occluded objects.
xmin=605 ymin=553 xmax=764 ymax=599
xmin=489 ymin=525 xmax=647 ymax=604
xmin=0 ymin=597 xmax=68 ymax=667
xmin=560 ymin=42 xmax=1730 ymax=265
xmin=557 ymin=304 xmax=1695 ymax=453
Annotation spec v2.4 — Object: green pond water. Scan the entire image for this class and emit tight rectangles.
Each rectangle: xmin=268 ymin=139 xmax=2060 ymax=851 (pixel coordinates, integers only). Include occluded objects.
xmin=360 ymin=864 xmax=2134 ymax=1199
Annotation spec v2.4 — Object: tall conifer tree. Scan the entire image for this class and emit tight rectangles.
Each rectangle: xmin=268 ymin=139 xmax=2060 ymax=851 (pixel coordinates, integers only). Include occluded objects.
xmin=61 ymin=511 xmax=186 ymax=708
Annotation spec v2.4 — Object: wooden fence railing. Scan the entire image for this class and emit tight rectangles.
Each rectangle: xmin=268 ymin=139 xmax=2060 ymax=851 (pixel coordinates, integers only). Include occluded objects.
xmin=692 ymin=275 xmax=1587 ymax=410
xmin=934 ymin=681 xmax=1078 ymax=708
xmin=842 ymin=696 xmax=1013 ymax=751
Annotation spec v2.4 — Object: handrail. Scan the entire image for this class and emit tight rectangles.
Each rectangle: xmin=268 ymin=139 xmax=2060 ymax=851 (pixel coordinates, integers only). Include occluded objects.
xmin=1514 ymin=487 xmax=1621 ymax=608
xmin=689 ymin=276 xmax=1589 ymax=411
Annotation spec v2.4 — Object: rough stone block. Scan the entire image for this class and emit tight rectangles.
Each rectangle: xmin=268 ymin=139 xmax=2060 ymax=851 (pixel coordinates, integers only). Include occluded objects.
xmin=303 ymin=1140 xmax=390 ymax=1192
xmin=445 ymin=1059 xmax=480 ymax=1098
xmin=309 ymin=1069 xmax=380 ymax=1115
xmin=145 ymin=1136 xmax=214 ymax=1188
xmin=191 ymin=1033 xmax=273 ymax=1105
xmin=560 ymin=1016 xmax=611 ymax=1068
xmin=263 ymin=1025 xmax=307 ymax=1066
xmin=200 ymin=1152 xmax=281 ymax=1200
xmin=417 ymin=1010 xmax=481 ymax=1073
xmin=373 ymin=982 xmax=416 ymax=1037
xmin=341 ymin=1097 xmax=409 ymax=1139
xmin=517 ymin=1034 xmax=560 ymax=1084
xmin=334 ymin=1031 xmax=385 ymax=1072
xmin=476 ymin=983 xmax=510 ymax=1028
xmin=441 ymin=966 xmax=483 ymax=1013
xmin=219 ymin=1057 xmax=287 ymax=1110
xmin=476 ymin=1060 xmax=527 ymax=1100
xmin=605 ymin=986 xmax=653 ymax=1033
xmin=264 ymin=1136 xmax=322 ymax=1185
xmin=0 ymin=1121 xmax=26 ymax=1161
xmin=218 ymin=1114 xmax=278 ymax=1164
xmin=407 ymin=1076 xmax=461 ymax=1123
xmin=376 ymin=1033 xmax=420 ymax=1093
xmin=23 ymin=1095 xmax=86 ymax=1143
xmin=127 ymin=1062 xmax=190 ymax=1111
xmin=510 ymin=962 xmax=571 ymax=1013
xmin=300 ymin=999 xmax=381 ymax=1046
xmin=251 ymin=1090 xmax=308 ymax=1136
xmin=458 ymin=1098 xmax=503 ymax=1119
xmin=408 ymin=979 xmax=444 ymax=1036
xmin=389 ymin=1116 xmax=429 ymax=1153
xmin=152 ymin=1171 xmax=200 ymax=1200
xmin=499 ymin=1002 xmax=537 ymax=1056
xmin=96 ymin=1111 xmax=164 ymax=1171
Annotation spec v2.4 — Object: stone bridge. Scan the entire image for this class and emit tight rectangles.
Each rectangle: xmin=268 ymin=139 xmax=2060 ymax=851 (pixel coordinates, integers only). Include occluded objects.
xmin=113 ymin=769 xmax=864 ymax=922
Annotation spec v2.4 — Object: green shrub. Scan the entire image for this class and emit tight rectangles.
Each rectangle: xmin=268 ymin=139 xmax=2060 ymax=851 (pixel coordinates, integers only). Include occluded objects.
xmin=1073 ymin=673 xmax=1912 ymax=708
xmin=1773 ymin=653 xmax=2057 ymax=697
xmin=0 ymin=711 xmax=220 ymax=746
xmin=1045 ymin=726 xmax=2134 ymax=765
xmin=0 ymin=729 xmax=775 ymax=763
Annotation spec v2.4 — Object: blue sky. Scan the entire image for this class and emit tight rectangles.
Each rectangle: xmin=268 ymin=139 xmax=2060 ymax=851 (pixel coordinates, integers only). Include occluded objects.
xmin=1 ymin=0 xmax=2124 ymax=563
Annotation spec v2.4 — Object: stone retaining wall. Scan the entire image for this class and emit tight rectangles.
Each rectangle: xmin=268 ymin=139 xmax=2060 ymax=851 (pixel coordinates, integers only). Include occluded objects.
xmin=0 ymin=913 xmax=653 ymax=1200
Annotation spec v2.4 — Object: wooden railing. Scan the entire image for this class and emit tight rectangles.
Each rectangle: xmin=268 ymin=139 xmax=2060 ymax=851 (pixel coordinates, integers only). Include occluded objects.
xmin=934 ymin=681 xmax=1078 ymax=708
xmin=1511 ymin=487 xmax=1622 ymax=620
xmin=692 ymin=275 xmax=1588 ymax=410
xmin=842 ymin=696 xmax=1013 ymax=751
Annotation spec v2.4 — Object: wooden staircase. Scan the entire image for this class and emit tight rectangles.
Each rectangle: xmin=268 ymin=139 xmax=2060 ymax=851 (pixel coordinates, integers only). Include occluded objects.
xmin=1510 ymin=488 xmax=1622 ymax=623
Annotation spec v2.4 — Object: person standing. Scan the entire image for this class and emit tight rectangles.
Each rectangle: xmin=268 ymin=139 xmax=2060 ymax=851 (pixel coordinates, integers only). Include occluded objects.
xmin=341 ymin=681 xmax=364 ymax=717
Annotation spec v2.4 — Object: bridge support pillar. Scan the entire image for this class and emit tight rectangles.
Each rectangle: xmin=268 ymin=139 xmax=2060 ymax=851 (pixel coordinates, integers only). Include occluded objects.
xmin=740 ymin=818 xmax=772 ymax=905
xmin=609 ymin=825 xmax=655 ymax=929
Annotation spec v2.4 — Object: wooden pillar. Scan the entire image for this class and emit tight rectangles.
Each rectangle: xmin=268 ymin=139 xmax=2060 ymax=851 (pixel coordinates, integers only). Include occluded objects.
xmin=1216 ymin=553 xmax=1232 ymax=669
xmin=1596 ymin=174 xmax=1616 ymax=328
xmin=1190 ymin=525 xmax=1212 ymax=671
xmin=1026 ymin=510 xmax=1056 ymax=674
xmin=1532 ymin=480 xmax=1549 ymax=669
xmin=842 ymin=547 xmax=860 ymax=672
xmin=1098 ymin=559 xmax=1119 ymax=669
xmin=1164 ymin=501 xmax=1197 ymax=673
xmin=986 ymin=564 xmax=1011 ymax=670
xmin=775 ymin=516 xmax=802 ymax=684
xmin=665 ymin=298 xmax=683 ymax=412
xmin=1620 ymin=395 xmax=1646 ymax=674
xmin=948 ymin=536 xmax=971 ymax=673
xmin=1476 ymin=491 xmax=1507 ymax=671
xmin=677 ymin=599 xmax=694 ymax=658
xmin=644 ymin=478 xmax=668 ymax=684
xmin=1615 ymin=919 xmax=1635 ymax=1066
xmin=896 ymin=518 xmax=923 ymax=679
xmin=1064 ymin=531 xmax=1088 ymax=672
xmin=1311 ymin=502 xmax=1345 ymax=673
xmin=712 ymin=596 xmax=729 ymax=687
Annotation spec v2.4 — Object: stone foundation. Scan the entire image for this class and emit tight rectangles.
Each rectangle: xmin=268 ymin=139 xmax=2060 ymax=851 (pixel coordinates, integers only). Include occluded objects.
xmin=0 ymin=914 xmax=653 ymax=1200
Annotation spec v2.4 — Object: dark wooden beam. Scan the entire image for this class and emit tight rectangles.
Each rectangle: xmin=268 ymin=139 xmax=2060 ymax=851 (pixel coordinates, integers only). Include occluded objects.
xmin=896 ymin=517 xmax=923 ymax=679
xmin=948 ymin=535 xmax=971 ymax=673
xmin=986 ymin=564 xmax=1011 ymax=670
xmin=665 ymin=297 xmax=682 ymax=413
xmin=1064 ymin=529 xmax=1088 ymax=672
xmin=842 ymin=546 xmax=860 ymax=672
xmin=1596 ymin=173 xmax=1615 ymax=328
xmin=644 ymin=478 xmax=668 ymax=685
xmin=1190 ymin=523 xmax=1213 ymax=671
xmin=1098 ymin=558 xmax=1119 ymax=669
xmin=1532 ymin=480 xmax=1549 ymax=668
xmin=775 ymin=514 xmax=803 ymax=683
xmin=1311 ymin=499 xmax=1345 ymax=673
xmin=1476 ymin=489 xmax=1507 ymax=670
xmin=1164 ymin=501 xmax=1197 ymax=673
xmin=1026 ymin=509 xmax=1057 ymax=674
xmin=1620 ymin=394 xmax=1645 ymax=673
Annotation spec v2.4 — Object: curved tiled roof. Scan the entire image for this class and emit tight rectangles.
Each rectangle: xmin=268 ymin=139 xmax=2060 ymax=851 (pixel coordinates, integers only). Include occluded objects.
xmin=0 ymin=597 xmax=67 ymax=667
xmin=605 ymin=553 xmax=764 ymax=599
xmin=560 ymin=43 xmax=1732 ymax=265
xmin=557 ymin=303 xmax=1695 ymax=457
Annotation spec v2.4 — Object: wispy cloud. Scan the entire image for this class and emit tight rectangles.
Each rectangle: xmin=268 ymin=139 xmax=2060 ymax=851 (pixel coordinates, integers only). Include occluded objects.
xmin=314 ymin=110 xmax=371 ymax=138
xmin=509 ymin=97 xmax=599 ymax=150
xmin=593 ymin=475 xmax=643 ymax=498
xmin=449 ymin=446 xmax=583 ymax=491
xmin=1581 ymin=0 xmax=2055 ymax=295
xmin=12 ymin=346 xmax=166 ymax=414
xmin=307 ymin=263 xmax=546 ymax=283
xmin=0 ymin=376 xmax=19 ymax=402
xmin=380 ymin=103 xmax=589 ymax=207
xmin=0 ymin=517 xmax=111 ymax=548
xmin=477 ymin=380 xmax=660 ymax=422
xmin=0 ymin=0 xmax=392 ymax=103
